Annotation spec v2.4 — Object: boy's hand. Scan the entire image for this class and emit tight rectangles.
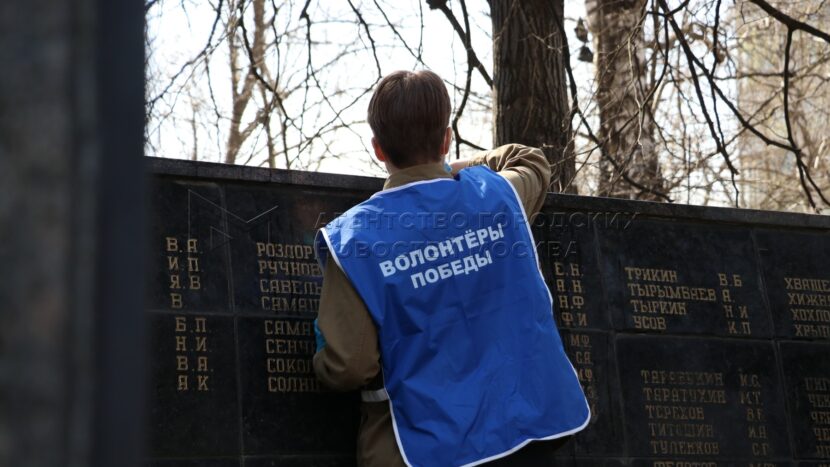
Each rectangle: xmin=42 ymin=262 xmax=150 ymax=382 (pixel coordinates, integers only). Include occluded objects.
xmin=448 ymin=159 xmax=471 ymax=175
xmin=314 ymin=318 xmax=327 ymax=352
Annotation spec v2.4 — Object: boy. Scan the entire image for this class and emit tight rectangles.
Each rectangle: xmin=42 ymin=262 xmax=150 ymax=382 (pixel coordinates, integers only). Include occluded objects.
xmin=313 ymin=70 xmax=589 ymax=466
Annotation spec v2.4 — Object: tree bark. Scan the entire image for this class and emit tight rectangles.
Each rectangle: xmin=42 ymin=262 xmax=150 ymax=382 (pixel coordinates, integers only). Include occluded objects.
xmin=225 ymin=0 xmax=265 ymax=164
xmin=490 ymin=0 xmax=577 ymax=194
xmin=587 ymin=0 xmax=665 ymax=200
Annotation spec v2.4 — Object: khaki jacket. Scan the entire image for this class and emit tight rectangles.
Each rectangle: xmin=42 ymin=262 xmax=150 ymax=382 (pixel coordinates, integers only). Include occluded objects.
xmin=313 ymin=144 xmax=552 ymax=467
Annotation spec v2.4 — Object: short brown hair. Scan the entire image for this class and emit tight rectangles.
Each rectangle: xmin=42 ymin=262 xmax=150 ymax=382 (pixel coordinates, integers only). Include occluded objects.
xmin=367 ymin=70 xmax=451 ymax=168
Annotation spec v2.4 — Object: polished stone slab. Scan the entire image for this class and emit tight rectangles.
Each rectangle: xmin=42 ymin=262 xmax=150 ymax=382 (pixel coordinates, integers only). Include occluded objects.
xmin=616 ymin=335 xmax=790 ymax=460
xmin=597 ymin=220 xmax=772 ymax=338
xmin=147 ymin=313 xmax=240 ymax=458
xmin=559 ymin=329 xmax=624 ymax=456
xmin=756 ymin=229 xmax=830 ymax=340
xmin=237 ymin=316 xmax=360 ymax=455
xmin=148 ymin=179 xmax=232 ymax=313
xmin=780 ymin=341 xmax=830 ymax=459
xmin=145 ymin=158 xmax=830 ymax=465
xmin=222 ymin=183 xmax=370 ymax=315
xmin=534 ymin=210 xmax=611 ymax=330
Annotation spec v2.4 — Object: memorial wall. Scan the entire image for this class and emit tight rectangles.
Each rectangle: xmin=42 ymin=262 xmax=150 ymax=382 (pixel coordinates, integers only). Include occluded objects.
xmin=146 ymin=157 xmax=830 ymax=466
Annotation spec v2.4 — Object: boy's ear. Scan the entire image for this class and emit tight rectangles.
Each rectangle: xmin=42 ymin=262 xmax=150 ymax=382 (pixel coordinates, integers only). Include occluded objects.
xmin=371 ymin=137 xmax=387 ymax=163
xmin=440 ymin=128 xmax=452 ymax=156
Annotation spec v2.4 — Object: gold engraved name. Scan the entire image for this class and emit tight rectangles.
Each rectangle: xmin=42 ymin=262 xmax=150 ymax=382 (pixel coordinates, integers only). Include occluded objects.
xmin=652 ymin=462 xmax=717 ymax=467
xmin=807 ymin=374 xmax=830 ymax=453
xmin=738 ymin=373 xmax=770 ymax=455
xmin=627 ymin=283 xmax=716 ymax=302
xmin=256 ymin=242 xmax=314 ymax=259
xmin=649 ymin=440 xmax=720 ymax=456
xmin=625 ymin=267 xmax=679 ymax=283
xmin=255 ymin=241 xmax=323 ymax=313
xmin=624 ymin=266 xmax=753 ymax=335
xmin=264 ymin=319 xmax=313 ymax=336
xmin=648 ymin=422 xmax=715 ymax=438
xmin=643 ymin=388 xmax=727 ymax=404
xmin=623 ymin=265 xmax=715 ymax=332
xmin=641 ymin=370 xmax=724 ymax=386
xmin=262 ymin=319 xmax=319 ymax=393
xmin=784 ymin=276 xmax=830 ymax=338
xmin=261 ymin=296 xmax=320 ymax=313
xmin=807 ymin=377 xmax=830 ymax=392
xmin=630 ymin=300 xmax=687 ymax=316
xmin=258 ymin=259 xmax=321 ymax=277
xmin=553 ymin=261 xmax=587 ymax=328
xmin=565 ymin=333 xmax=597 ymax=414
xmin=165 ymin=236 xmax=202 ymax=309
xmin=793 ymin=323 xmax=830 ymax=338
xmin=267 ymin=376 xmax=320 ymax=393
xmin=786 ymin=277 xmax=830 ymax=292
xmin=173 ymin=316 xmax=210 ymax=392
xmin=789 ymin=293 xmax=830 ymax=307
xmin=259 ymin=279 xmax=322 ymax=295
xmin=265 ymin=338 xmax=315 ymax=355
xmin=644 ymin=404 xmax=706 ymax=421
xmin=717 ymin=272 xmax=751 ymax=336
xmin=638 ymin=368 xmax=738 ymax=457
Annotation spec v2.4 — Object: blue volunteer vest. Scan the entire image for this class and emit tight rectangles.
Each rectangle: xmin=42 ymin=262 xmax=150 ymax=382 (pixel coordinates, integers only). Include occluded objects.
xmin=315 ymin=166 xmax=590 ymax=467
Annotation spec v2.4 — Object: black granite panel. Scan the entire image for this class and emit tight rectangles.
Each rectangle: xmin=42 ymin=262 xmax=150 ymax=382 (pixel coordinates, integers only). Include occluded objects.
xmin=780 ymin=341 xmax=830 ymax=459
xmin=223 ymin=184 xmax=370 ymax=315
xmin=147 ymin=313 xmax=240 ymax=457
xmin=755 ymin=230 xmax=830 ymax=340
xmin=562 ymin=459 xmax=630 ymax=467
xmin=237 ymin=316 xmax=360 ymax=455
xmin=559 ymin=329 xmax=624 ymax=456
xmin=561 ymin=460 xmax=792 ymax=467
xmin=143 ymin=159 xmax=830 ymax=466
xmin=628 ymin=461 xmax=791 ymax=467
xmin=148 ymin=179 xmax=231 ymax=312
xmin=145 ymin=459 xmax=240 ymax=467
xmin=598 ymin=220 xmax=771 ymax=337
xmin=534 ymin=210 xmax=611 ymax=330
xmin=244 ymin=456 xmax=357 ymax=467
xmin=616 ymin=335 xmax=790 ymax=460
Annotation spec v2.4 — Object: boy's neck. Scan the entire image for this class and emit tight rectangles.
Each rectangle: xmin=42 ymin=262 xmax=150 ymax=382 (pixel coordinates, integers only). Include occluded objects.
xmin=385 ymin=157 xmax=445 ymax=175
xmin=383 ymin=161 xmax=451 ymax=190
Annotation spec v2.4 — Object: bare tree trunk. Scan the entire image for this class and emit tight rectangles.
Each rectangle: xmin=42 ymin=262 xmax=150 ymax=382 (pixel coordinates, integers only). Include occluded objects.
xmin=225 ymin=0 xmax=264 ymax=164
xmin=190 ymin=98 xmax=199 ymax=161
xmin=490 ymin=0 xmax=577 ymax=194
xmin=587 ymin=0 xmax=665 ymax=200
xmin=260 ymin=83 xmax=277 ymax=169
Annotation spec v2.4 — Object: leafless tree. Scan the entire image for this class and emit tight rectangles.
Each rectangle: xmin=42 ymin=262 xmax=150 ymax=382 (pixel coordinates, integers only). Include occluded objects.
xmin=585 ymin=0 xmax=666 ymax=200
xmin=145 ymin=0 xmax=830 ymax=212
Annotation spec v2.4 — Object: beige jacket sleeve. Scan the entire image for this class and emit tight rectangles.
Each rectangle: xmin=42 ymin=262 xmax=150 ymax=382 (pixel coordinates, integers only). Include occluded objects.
xmin=312 ymin=144 xmax=551 ymax=390
xmin=462 ymin=143 xmax=552 ymax=218
xmin=313 ymin=252 xmax=380 ymax=390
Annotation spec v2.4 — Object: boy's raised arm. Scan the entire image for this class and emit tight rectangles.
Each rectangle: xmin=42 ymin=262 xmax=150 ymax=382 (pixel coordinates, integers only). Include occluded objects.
xmin=450 ymin=143 xmax=552 ymax=217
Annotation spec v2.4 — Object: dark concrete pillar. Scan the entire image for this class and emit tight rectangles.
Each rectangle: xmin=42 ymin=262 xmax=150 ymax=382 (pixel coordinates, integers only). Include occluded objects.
xmin=0 ymin=0 xmax=145 ymax=465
